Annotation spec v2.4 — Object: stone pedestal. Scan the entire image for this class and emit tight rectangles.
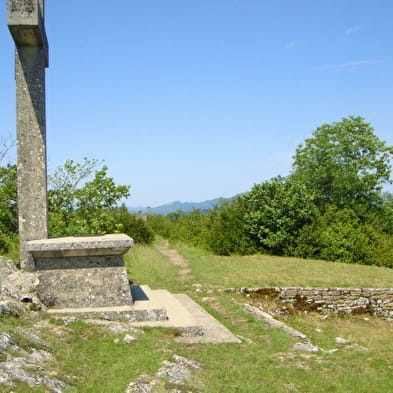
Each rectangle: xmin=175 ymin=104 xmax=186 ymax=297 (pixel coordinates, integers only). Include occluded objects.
xmin=26 ymin=234 xmax=134 ymax=309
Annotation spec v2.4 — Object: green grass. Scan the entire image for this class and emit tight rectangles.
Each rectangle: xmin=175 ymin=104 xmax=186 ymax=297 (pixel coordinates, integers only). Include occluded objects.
xmin=124 ymin=241 xmax=184 ymax=292
xmin=2 ymin=241 xmax=393 ymax=392
xmin=172 ymin=241 xmax=393 ymax=288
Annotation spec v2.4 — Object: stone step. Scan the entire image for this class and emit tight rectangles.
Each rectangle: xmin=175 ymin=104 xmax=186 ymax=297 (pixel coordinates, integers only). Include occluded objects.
xmin=129 ymin=286 xmax=241 ymax=343
xmin=130 ymin=285 xmax=196 ymax=328
xmin=46 ymin=285 xmax=168 ymax=322
xmin=46 ymin=303 xmax=168 ymax=322
xmin=47 ymin=285 xmax=241 ymax=343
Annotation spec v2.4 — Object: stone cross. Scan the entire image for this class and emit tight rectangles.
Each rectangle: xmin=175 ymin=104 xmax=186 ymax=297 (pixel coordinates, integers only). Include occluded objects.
xmin=7 ymin=0 xmax=49 ymax=271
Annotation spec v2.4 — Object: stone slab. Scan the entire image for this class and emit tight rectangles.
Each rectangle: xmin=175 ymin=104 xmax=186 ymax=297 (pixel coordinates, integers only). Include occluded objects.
xmin=26 ymin=234 xmax=133 ymax=258
xmin=47 ymin=304 xmax=168 ymax=322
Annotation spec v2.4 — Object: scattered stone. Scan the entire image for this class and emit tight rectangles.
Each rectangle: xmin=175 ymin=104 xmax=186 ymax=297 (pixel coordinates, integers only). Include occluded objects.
xmin=0 ymin=300 xmax=25 ymax=317
xmin=243 ymin=304 xmax=307 ymax=339
xmin=123 ymin=335 xmax=137 ymax=344
xmin=0 ymin=257 xmax=44 ymax=314
xmin=156 ymin=354 xmax=201 ymax=385
xmin=0 ymin=333 xmax=16 ymax=351
xmin=29 ymin=349 xmax=53 ymax=363
xmin=0 ymin=330 xmax=67 ymax=392
xmin=315 ymin=328 xmax=323 ymax=333
xmin=335 ymin=337 xmax=350 ymax=345
xmin=292 ymin=341 xmax=321 ymax=353
xmin=236 ymin=335 xmax=255 ymax=344
xmin=125 ymin=374 xmax=157 ymax=393
xmin=347 ymin=343 xmax=368 ymax=351
xmin=324 ymin=349 xmax=339 ymax=354
xmin=125 ymin=354 xmax=202 ymax=393
xmin=16 ymin=328 xmax=49 ymax=348
xmin=114 ymin=338 xmax=120 ymax=344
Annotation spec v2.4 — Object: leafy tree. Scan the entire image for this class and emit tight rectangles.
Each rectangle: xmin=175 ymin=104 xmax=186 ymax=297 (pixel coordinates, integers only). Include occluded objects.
xmin=48 ymin=159 xmax=130 ymax=236
xmin=242 ymin=176 xmax=317 ymax=255
xmin=48 ymin=158 xmax=102 ymax=214
xmin=292 ymin=116 xmax=393 ymax=213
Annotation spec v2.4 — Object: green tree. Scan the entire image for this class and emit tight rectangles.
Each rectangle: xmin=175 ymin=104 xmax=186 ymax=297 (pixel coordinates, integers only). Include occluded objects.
xmin=292 ymin=116 xmax=393 ymax=214
xmin=242 ymin=176 xmax=317 ymax=255
xmin=48 ymin=159 xmax=130 ymax=236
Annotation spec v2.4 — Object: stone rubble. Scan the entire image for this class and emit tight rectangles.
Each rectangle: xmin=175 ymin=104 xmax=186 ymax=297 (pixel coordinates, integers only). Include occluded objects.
xmin=125 ymin=353 xmax=202 ymax=393
xmin=292 ymin=341 xmax=321 ymax=353
xmin=123 ymin=334 xmax=137 ymax=344
xmin=0 ymin=257 xmax=69 ymax=391
xmin=0 ymin=257 xmax=44 ymax=315
xmin=0 ymin=332 xmax=67 ymax=392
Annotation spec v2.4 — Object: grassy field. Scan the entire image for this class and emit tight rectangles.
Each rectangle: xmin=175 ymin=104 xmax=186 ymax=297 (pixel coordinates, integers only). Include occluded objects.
xmin=126 ymin=239 xmax=393 ymax=289
xmin=2 ymin=241 xmax=393 ymax=392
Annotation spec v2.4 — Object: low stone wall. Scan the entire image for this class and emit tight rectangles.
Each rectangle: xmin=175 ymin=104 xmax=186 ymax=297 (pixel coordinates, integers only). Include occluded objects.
xmin=239 ymin=287 xmax=393 ymax=319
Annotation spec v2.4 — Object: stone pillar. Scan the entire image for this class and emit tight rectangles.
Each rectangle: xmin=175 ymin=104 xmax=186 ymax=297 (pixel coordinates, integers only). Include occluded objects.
xmin=7 ymin=0 xmax=49 ymax=271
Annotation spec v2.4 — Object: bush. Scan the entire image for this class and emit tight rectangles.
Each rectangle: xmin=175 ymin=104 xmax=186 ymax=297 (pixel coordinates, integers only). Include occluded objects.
xmin=113 ymin=206 xmax=154 ymax=245
xmin=204 ymin=199 xmax=257 ymax=255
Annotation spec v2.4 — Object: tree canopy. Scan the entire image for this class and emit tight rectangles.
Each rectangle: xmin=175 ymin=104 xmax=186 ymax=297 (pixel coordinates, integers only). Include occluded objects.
xmin=292 ymin=116 xmax=393 ymax=213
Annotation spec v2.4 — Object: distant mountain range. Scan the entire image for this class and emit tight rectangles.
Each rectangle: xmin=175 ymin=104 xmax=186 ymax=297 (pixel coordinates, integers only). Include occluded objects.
xmin=128 ymin=197 xmax=230 ymax=215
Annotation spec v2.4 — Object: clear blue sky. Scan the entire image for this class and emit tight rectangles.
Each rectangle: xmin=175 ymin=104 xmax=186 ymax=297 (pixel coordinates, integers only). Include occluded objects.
xmin=1 ymin=1 xmax=392 ymax=207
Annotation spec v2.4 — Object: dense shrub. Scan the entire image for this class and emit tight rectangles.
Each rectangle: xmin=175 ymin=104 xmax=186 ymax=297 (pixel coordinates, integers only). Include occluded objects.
xmin=204 ymin=199 xmax=257 ymax=255
xmin=113 ymin=206 xmax=154 ymax=245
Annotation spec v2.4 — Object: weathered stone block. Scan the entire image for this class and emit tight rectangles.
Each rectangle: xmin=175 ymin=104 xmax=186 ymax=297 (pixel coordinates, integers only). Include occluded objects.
xmin=27 ymin=235 xmax=134 ymax=309
xmin=36 ymin=264 xmax=133 ymax=308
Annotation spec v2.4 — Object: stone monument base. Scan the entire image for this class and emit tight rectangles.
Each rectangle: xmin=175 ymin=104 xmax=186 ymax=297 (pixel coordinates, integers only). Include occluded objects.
xmin=26 ymin=234 xmax=134 ymax=309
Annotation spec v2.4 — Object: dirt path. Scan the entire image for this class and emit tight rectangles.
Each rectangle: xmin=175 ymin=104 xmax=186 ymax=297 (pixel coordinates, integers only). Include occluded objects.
xmin=155 ymin=240 xmax=193 ymax=280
